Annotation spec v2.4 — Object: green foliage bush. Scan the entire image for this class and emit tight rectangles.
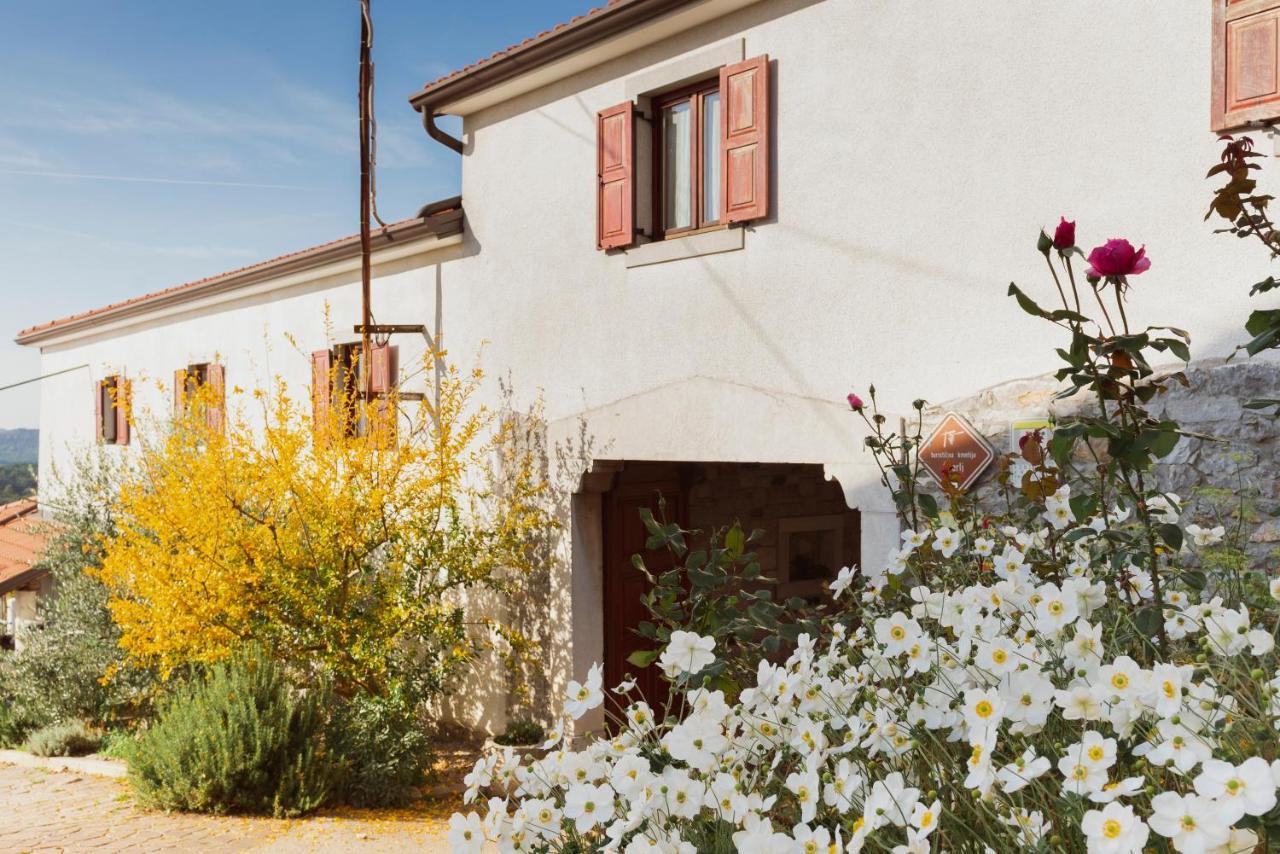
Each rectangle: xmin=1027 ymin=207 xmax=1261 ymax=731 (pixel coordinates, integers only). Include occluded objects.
xmin=0 ymin=695 xmax=39 ymax=748
xmin=127 ymin=646 xmax=331 ymax=817
xmin=493 ymin=717 xmax=544 ymax=746
xmin=326 ymin=690 xmax=430 ymax=808
xmin=0 ymin=456 xmax=153 ymax=732
xmin=0 ymin=462 xmax=36 ymax=504
xmin=23 ymin=720 xmax=99 ymax=757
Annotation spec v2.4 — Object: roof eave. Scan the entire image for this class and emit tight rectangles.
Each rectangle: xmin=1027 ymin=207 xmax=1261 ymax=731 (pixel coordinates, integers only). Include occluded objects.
xmin=408 ymin=0 xmax=700 ymax=114
xmin=15 ymin=202 xmax=463 ymax=348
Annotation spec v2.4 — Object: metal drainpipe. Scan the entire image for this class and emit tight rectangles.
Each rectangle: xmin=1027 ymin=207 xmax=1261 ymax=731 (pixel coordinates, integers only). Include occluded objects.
xmin=420 ymin=107 xmax=464 ymax=155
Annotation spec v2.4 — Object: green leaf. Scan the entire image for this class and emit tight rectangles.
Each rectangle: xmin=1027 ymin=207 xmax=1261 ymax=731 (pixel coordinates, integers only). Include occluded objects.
xmin=1165 ymin=339 xmax=1191 ymax=362
xmin=1181 ymin=570 xmax=1207 ymax=591
xmin=725 ymin=525 xmax=745 ymax=558
xmin=1157 ymin=523 xmax=1183 ymax=552
xmin=1135 ymin=607 xmax=1163 ymax=638
xmin=1008 ymin=283 xmax=1050 ymax=319
xmin=626 ymin=649 xmax=658 ymax=668
xmin=917 ymin=493 xmax=939 ymax=519
xmin=1243 ymin=398 xmax=1280 ymax=414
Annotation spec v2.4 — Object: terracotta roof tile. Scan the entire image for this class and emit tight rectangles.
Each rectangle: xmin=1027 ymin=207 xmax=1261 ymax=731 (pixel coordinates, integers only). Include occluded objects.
xmin=0 ymin=500 xmax=52 ymax=595
xmin=418 ymin=1 xmax=628 ymax=93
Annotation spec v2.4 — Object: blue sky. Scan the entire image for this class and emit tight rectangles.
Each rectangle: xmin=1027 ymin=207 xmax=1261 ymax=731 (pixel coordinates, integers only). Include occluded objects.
xmin=0 ymin=1 xmax=597 ymax=428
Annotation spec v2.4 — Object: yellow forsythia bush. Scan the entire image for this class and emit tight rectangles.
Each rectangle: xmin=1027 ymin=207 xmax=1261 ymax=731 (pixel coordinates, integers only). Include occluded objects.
xmin=94 ymin=354 xmax=553 ymax=698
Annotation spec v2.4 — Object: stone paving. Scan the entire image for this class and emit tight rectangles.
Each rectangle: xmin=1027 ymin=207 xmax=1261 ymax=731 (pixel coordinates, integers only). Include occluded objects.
xmin=0 ymin=763 xmax=456 ymax=853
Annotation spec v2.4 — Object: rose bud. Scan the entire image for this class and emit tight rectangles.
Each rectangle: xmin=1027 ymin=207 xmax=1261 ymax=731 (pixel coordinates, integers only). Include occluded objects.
xmin=847 ymin=392 xmax=864 ymax=412
xmin=1052 ymin=217 xmax=1076 ymax=250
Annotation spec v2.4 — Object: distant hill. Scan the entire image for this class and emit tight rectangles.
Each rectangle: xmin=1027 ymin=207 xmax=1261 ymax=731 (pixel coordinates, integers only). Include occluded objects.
xmin=0 ymin=429 xmax=37 ymax=465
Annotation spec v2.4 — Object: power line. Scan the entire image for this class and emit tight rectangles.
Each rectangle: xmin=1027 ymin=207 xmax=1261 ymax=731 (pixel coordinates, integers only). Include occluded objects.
xmin=0 ymin=364 xmax=89 ymax=394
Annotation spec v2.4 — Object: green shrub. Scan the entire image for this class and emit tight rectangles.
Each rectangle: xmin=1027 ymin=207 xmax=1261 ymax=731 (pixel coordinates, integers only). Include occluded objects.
xmin=493 ymin=717 xmax=544 ymax=746
xmin=24 ymin=720 xmax=100 ymax=757
xmin=1 ymin=456 xmax=155 ymax=731
xmin=327 ymin=690 xmax=430 ymax=808
xmin=97 ymin=728 xmax=135 ymax=759
xmin=0 ymin=693 xmax=38 ymax=748
xmin=127 ymin=646 xmax=330 ymax=817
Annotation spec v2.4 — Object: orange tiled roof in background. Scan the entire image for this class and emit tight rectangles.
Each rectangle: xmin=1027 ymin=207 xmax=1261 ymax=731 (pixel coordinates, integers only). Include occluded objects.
xmin=0 ymin=499 xmax=52 ymax=595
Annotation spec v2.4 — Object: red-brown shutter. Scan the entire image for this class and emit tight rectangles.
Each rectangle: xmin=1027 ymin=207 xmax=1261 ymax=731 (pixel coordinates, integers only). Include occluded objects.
xmin=369 ymin=344 xmax=399 ymax=444
xmin=720 ymin=55 xmax=771 ymax=224
xmin=116 ymin=379 xmax=131 ymax=446
xmin=1214 ymin=1 xmax=1280 ymax=131
xmin=206 ymin=364 xmax=226 ymax=432
xmin=596 ymin=102 xmax=635 ymax=250
xmin=95 ymin=380 xmax=105 ymax=444
xmin=174 ymin=369 xmax=187 ymax=416
xmin=311 ymin=349 xmax=332 ymax=434
xmin=369 ymin=344 xmax=398 ymax=394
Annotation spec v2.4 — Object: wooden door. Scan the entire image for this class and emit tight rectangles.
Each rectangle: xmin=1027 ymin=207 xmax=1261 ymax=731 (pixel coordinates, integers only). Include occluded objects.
xmin=603 ymin=480 xmax=684 ymax=709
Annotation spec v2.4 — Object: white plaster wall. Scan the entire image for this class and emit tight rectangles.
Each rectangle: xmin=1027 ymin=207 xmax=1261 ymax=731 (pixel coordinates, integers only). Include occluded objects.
xmin=28 ymin=0 xmax=1276 ymax=726
xmin=34 ymin=244 xmax=462 ymax=504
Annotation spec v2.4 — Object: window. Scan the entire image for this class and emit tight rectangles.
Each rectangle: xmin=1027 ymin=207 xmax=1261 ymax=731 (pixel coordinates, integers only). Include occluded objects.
xmin=311 ymin=343 xmax=398 ymax=441
xmin=654 ymin=79 xmax=721 ymax=238
xmin=96 ymin=375 xmax=128 ymax=446
xmin=174 ymin=362 xmax=225 ymax=430
xmin=596 ymin=54 xmax=770 ymax=252
xmin=1213 ymin=1 xmax=1280 ymax=131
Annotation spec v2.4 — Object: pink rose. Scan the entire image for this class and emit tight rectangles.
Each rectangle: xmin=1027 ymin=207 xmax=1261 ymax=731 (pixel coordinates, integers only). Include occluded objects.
xmin=1085 ymin=239 xmax=1151 ymax=278
xmin=1052 ymin=217 xmax=1076 ymax=250
xmin=846 ymin=392 xmax=864 ymax=412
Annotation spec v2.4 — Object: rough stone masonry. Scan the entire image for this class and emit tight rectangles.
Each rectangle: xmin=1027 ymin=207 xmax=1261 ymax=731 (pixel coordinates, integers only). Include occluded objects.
xmin=921 ymin=359 xmax=1280 ymax=566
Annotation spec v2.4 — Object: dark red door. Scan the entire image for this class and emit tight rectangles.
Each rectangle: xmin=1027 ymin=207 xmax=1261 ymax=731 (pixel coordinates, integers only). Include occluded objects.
xmin=603 ymin=480 xmax=684 ymax=709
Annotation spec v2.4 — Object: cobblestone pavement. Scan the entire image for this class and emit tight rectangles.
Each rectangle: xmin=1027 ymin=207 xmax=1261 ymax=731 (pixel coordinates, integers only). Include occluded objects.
xmin=0 ymin=764 xmax=456 ymax=853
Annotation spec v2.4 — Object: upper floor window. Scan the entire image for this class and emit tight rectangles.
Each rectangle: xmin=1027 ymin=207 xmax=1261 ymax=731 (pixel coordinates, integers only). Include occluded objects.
xmin=656 ymin=79 xmax=721 ymax=237
xmin=311 ymin=342 xmax=399 ymax=442
xmin=1212 ymin=1 xmax=1280 ymax=131
xmin=596 ymin=54 xmax=770 ymax=251
xmin=96 ymin=375 xmax=129 ymax=446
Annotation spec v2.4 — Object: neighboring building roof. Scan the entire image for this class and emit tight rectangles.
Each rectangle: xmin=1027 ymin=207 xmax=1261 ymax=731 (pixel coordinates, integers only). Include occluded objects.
xmin=0 ymin=499 xmax=51 ymax=596
xmin=15 ymin=197 xmax=464 ymax=347
xmin=408 ymin=0 xmax=701 ymax=113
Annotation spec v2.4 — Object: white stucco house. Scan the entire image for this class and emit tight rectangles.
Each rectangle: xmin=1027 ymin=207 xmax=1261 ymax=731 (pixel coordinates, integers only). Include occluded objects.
xmin=14 ymin=0 xmax=1280 ymax=730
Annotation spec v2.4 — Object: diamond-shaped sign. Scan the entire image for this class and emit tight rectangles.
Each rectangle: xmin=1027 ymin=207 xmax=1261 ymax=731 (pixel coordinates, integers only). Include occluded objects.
xmin=919 ymin=412 xmax=995 ymax=492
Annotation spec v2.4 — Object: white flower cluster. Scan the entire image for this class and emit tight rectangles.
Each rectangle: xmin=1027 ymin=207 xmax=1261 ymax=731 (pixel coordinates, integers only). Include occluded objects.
xmin=450 ymin=518 xmax=1279 ymax=853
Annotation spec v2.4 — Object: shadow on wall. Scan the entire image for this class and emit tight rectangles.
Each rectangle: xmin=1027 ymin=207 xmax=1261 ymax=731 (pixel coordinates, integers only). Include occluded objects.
xmin=438 ymin=380 xmax=604 ymax=734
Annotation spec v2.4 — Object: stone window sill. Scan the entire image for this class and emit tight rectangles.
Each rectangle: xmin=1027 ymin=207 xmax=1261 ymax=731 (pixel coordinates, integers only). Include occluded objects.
xmin=624 ymin=227 xmax=743 ymax=268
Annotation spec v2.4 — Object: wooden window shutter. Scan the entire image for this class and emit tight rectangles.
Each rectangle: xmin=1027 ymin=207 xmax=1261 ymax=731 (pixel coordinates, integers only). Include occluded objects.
xmin=1214 ymin=1 xmax=1280 ymax=131
xmin=720 ymin=55 xmax=771 ymax=224
xmin=369 ymin=344 xmax=398 ymax=394
xmin=95 ymin=380 xmax=105 ymax=444
xmin=173 ymin=369 xmax=187 ymax=416
xmin=206 ymin=364 xmax=226 ymax=431
xmin=116 ymin=379 xmax=131 ymax=446
xmin=596 ymin=102 xmax=635 ymax=250
xmin=369 ymin=344 xmax=399 ymax=444
xmin=311 ymin=349 xmax=332 ymax=434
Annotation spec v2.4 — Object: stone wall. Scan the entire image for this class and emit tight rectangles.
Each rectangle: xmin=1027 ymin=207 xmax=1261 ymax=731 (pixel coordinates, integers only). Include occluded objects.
xmin=921 ymin=359 xmax=1280 ymax=563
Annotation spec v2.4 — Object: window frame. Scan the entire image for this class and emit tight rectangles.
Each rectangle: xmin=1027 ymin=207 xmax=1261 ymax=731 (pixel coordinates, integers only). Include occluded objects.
xmin=651 ymin=76 xmax=722 ymax=240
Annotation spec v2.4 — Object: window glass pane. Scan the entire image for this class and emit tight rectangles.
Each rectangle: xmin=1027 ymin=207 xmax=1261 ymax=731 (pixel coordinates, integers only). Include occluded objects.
xmin=702 ymin=91 xmax=720 ymax=223
xmin=662 ymin=101 xmax=692 ymax=231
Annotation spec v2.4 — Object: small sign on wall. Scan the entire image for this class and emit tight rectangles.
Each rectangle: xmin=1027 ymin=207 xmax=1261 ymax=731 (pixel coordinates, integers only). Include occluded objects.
xmin=919 ymin=412 xmax=995 ymax=492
